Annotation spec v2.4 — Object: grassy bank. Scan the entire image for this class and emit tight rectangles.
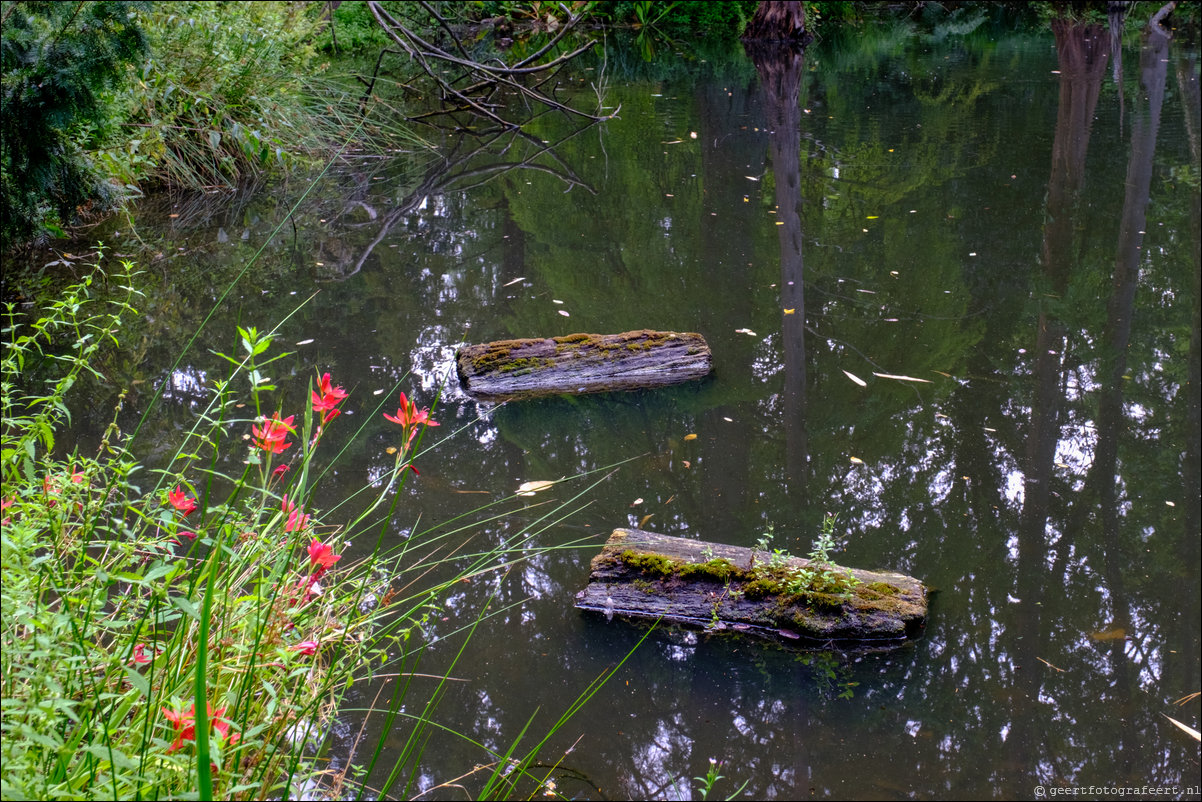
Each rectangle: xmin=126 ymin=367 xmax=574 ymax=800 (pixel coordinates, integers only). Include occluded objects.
xmin=1 ymin=0 xmax=421 ymax=251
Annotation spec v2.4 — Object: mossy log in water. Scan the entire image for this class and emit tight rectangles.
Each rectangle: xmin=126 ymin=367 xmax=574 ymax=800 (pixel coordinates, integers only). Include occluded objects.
xmin=575 ymin=529 xmax=928 ymax=649
xmin=456 ymin=330 xmax=712 ymax=400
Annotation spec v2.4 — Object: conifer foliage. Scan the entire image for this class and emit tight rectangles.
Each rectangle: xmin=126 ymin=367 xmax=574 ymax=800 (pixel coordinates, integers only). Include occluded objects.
xmin=0 ymin=1 xmax=148 ymax=248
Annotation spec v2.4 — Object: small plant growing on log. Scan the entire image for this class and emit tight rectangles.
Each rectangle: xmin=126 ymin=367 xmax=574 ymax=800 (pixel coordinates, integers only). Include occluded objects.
xmin=787 ymin=514 xmax=860 ymax=598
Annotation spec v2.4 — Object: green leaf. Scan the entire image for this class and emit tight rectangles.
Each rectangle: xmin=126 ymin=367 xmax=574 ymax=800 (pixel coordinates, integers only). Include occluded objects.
xmin=171 ymin=595 xmax=200 ymax=620
xmin=123 ymin=666 xmax=150 ymax=698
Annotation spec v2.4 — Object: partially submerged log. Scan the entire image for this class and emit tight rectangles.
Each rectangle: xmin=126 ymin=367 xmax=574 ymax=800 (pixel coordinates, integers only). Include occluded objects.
xmin=575 ymin=529 xmax=927 ymax=649
xmin=456 ymin=330 xmax=712 ymax=401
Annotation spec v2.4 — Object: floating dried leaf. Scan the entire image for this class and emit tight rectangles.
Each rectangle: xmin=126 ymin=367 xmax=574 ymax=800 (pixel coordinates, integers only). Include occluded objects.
xmin=296 ymin=338 xmax=315 ymax=345
xmin=517 ymin=480 xmax=555 ymax=496
xmin=503 ymin=277 xmax=525 ymax=287
xmin=639 ymin=513 xmax=654 ymax=527
xmin=872 ymin=372 xmax=932 ymax=384
xmin=1163 ymin=715 xmax=1201 ymax=742
xmin=842 ymin=370 xmax=867 ymax=387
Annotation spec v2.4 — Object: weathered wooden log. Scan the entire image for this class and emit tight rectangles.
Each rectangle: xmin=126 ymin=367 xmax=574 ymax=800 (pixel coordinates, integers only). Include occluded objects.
xmin=575 ymin=529 xmax=927 ymax=649
xmin=456 ymin=330 xmax=712 ymax=401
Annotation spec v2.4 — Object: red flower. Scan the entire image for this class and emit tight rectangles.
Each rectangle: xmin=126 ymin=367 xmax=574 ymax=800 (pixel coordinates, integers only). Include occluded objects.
xmin=162 ymin=704 xmax=197 ymax=753
xmin=383 ymin=392 xmax=439 ymax=434
xmin=167 ymin=486 xmax=198 ymax=517
xmin=170 ymin=530 xmax=197 ymax=547
xmin=252 ymin=413 xmax=295 ymax=454
xmin=1 ymin=498 xmax=13 ymax=526
xmin=289 ymin=640 xmax=320 ymax=655
xmin=311 ymin=373 xmax=348 ymax=415
xmin=161 ymin=703 xmax=239 ymax=753
xmin=296 ymin=574 xmax=323 ymax=603
xmin=130 ymin=643 xmax=158 ymax=665
xmin=282 ymin=495 xmax=310 ymax=532
xmin=212 ymin=710 xmax=240 ymax=746
xmin=272 ymin=464 xmax=290 ymax=479
xmin=307 ymin=538 xmax=341 ymax=572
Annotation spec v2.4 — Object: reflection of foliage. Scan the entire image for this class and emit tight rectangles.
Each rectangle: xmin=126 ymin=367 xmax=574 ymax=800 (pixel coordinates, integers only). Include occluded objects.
xmin=797 ymin=651 xmax=859 ymax=699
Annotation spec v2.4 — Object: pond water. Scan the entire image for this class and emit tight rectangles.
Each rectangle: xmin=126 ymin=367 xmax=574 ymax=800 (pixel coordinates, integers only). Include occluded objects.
xmin=14 ymin=16 xmax=1202 ymax=800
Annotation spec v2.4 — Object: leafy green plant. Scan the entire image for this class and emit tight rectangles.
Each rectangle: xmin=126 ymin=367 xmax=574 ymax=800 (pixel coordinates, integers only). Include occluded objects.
xmin=0 ymin=250 xmax=622 ymax=799
xmin=693 ymin=756 xmax=750 ymax=800
xmin=785 ymin=513 xmax=860 ymax=597
xmin=749 ymin=515 xmax=859 ymax=600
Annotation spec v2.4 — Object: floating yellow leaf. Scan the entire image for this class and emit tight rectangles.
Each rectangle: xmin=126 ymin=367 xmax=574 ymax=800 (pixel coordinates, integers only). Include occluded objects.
xmin=783 ymin=308 xmax=795 ymax=314
xmin=517 ymin=480 xmax=555 ymax=496
xmin=639 ymin=513 xmax=655 ymax=528
xmin=872 ymin=372 xmax=932 ymax=384
xmin=683 ymin=433 xmax=698 ymax=441
xmin=850 ymin=456 xmax=864 ymax=464
xmin=386 ymin=447 xmax=398 ymax=455
xmin=842 ymin=370 xmax=867 ymax=387
xmin=866 ymin=215 xmax=879 ymax=219
xmin=1089 ymin=626 xmax=1127 ymax=642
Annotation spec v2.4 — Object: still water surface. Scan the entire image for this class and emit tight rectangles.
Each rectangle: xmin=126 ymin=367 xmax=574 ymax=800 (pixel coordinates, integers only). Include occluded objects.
xmin=25 ymin=20 xmax=1202 ymax=800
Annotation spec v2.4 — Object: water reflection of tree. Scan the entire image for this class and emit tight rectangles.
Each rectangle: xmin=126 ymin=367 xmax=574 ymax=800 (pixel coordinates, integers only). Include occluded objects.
xmin=1009 ymin=17 xmax=1198 ymax=794
xmin=314 ymin=123 xmax=598 ymax=281
xmin=1013 ymin=17 xmax=1112 ymax=787
xmin=746 ymin=40 xmax=809 ymax=493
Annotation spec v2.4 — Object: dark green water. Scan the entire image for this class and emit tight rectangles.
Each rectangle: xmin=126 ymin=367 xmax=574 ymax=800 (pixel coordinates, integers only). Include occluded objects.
xmin=14 ymin=19 xmax=1201 ymax=800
